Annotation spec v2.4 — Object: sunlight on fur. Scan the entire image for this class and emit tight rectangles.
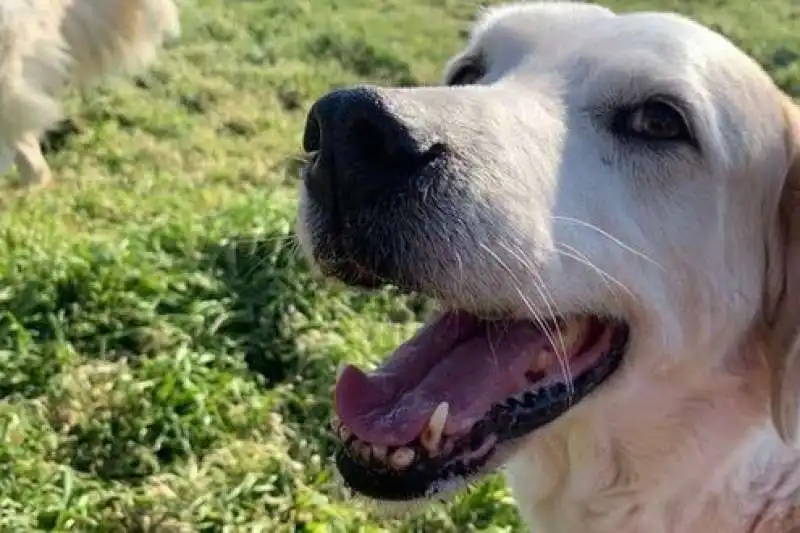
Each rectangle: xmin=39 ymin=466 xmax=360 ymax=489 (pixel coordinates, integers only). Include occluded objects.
xmin=297 ymin=1 xmax=800 ymax=531
xmin=0 ymin=0 xmax=180 ymax=186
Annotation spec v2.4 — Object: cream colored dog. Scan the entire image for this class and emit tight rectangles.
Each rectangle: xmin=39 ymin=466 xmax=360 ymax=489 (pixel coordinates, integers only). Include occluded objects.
xmin=0 ymin=0 xmax=180 ymax=186
xmin=297 ymin=1 xmax=800 ymax=532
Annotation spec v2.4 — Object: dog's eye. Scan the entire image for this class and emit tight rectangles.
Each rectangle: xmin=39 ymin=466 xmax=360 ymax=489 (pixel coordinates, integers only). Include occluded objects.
xmin=614 ymin=99 xmax=693 ymax=143
xmin=447 ymin=62 xmax=484 ymax=86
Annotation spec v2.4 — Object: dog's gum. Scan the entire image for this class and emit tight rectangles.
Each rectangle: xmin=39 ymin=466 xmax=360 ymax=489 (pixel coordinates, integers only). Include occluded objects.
xmin=553 ymin=316 xmax=588 ymax=355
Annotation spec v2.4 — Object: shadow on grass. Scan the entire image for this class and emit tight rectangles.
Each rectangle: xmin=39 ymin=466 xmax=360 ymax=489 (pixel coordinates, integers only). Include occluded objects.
xmin=0 ymin=205 xmax=430 ymax=483
xmin=73 ymin=231 xmax=329 ymax=482
xmin=0 ymin=228 xmax=317 ymax=382
xmin=39 ymin=118 xmax=84 ymax=156
xmin=0 ymin=220 xmax=336 ymax=480
xmin=197 ymin=232 xmax=326 ymax=386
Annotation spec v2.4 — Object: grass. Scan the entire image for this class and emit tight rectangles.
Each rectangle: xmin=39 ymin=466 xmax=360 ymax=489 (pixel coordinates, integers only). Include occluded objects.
xmin=0 ymin=0 xmax=798 ymax=530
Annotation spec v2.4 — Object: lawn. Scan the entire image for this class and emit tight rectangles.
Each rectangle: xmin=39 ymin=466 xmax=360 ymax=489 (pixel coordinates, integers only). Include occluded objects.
xmin=0 ymin=0 xmax=798 ymax=531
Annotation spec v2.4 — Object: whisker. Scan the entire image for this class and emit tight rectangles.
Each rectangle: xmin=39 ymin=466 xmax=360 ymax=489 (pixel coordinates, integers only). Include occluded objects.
xmin=555 ymin=243 xmax=637 ymax=303
xmin=479 ymin=242 xmax=575 ymax=396
xmin=552 ymin=215 xmax=663 ymax=271
xmin=494 ymin=242 xmax=575 ymax=394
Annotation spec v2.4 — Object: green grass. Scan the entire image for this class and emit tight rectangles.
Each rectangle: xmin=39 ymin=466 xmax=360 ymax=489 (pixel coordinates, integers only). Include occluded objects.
xmin=0 ymin=0 xmax=798 ymax=530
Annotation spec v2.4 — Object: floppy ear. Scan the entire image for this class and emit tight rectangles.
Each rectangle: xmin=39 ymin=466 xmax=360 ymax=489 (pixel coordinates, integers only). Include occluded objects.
xmin=766 ymin=96 xmax=800 ymax=448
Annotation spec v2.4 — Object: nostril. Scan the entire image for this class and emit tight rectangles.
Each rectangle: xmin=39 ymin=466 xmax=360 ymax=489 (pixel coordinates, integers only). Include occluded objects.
xmin=303 ymin=113 xmax=322 ymax=153
xmin=424 ymin=142 xmax=447 ymax=163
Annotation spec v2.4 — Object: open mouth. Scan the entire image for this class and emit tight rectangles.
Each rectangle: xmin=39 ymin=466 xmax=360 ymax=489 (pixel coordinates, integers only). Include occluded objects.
xmin=331 ymin=310 xmax=629 ymax=502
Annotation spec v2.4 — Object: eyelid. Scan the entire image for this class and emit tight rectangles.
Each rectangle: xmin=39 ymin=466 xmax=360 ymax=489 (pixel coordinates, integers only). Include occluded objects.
xmin=646 ymin=95 xmax=692 ymax=126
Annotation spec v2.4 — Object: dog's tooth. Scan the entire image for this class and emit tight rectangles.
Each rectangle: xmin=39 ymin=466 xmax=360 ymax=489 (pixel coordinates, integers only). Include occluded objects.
xmin=389 ymin=447 xmax=415 ymax=469
xmin=541 ymin=348 xmax=556 ymax=368
xmin=556 ymin=317 xmax=584 ymax=352
xmin=371 ymin=444 xmax=387 ymax=462
xmin=529 ymin=348 xmax=552 ymax=372
xmin=356 ymin=441 xmax=372 ymax=462
xmin=560 ymin=318 xmax=580 ymax=345
xmin=420 ymin=402 xmax=449 ymax=455
xmin=336 ymin=361 xmax=347 ymax=380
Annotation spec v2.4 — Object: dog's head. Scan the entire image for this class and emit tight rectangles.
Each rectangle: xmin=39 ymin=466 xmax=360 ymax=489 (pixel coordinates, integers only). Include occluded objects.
xmin=296 ymin=1 xmax=800 ymax=506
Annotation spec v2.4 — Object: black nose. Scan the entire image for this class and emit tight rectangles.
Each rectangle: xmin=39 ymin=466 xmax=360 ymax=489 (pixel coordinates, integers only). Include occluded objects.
xmin=302 ymin=86 xmax=442 ymax=213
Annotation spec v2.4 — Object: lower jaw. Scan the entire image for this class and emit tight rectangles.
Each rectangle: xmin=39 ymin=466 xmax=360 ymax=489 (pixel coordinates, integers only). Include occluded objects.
xmin=333 ymin=322 xmax=630 ymax=503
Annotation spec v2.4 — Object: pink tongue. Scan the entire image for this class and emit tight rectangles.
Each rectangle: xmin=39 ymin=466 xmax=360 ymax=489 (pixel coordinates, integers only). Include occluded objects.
xmin=334 ymin=312 xmax=549 ymax=446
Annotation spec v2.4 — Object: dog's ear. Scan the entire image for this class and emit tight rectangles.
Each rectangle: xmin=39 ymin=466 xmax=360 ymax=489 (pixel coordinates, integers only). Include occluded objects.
xmin=766 ymin=96 xmax=800 ymax=448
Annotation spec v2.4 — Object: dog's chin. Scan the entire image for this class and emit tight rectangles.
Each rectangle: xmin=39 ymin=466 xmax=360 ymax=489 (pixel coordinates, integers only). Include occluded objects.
xmin=329 ymin=292 xmax=631 ymax=505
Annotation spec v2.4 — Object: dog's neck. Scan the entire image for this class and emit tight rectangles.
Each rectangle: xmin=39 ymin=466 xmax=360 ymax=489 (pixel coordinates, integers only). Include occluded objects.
xmin=503 ymin=335 xmax=800 ymax=533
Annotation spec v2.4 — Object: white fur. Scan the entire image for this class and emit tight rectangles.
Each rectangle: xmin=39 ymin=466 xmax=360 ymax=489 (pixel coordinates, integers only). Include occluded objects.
xmin=299 ymin=1 xmax=800 ymax=531
xmin=437 ymin=3 xmax=800 ymax=531
xmin=0 ymin=0 xmax=180 ymax=185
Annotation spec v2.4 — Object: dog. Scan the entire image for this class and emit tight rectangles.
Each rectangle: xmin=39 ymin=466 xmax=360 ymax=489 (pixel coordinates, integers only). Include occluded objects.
xmin=296 ymin=1 xmax=800 ymax=532
xmin=0 ymin=0 xmax=180 ymax=187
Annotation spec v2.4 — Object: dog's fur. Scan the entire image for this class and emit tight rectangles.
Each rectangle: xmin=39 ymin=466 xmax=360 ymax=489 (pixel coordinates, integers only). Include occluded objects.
xmin=297 ymin=1 xmax=800 ymax=531
xmin=0 ymin=0 xmax=180 ymax=186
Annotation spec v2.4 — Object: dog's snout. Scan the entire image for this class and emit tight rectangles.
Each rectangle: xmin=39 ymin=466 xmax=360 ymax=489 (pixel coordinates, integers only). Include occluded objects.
xmin=302 ymin=86 xmax=444 ymax=213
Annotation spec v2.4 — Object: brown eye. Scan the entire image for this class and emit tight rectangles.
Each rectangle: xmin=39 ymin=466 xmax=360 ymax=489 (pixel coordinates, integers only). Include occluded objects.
xmin=613 ymin=99 xmax=694 ymax=143
xmin=447 ymin=61 xmax=484 ymax=86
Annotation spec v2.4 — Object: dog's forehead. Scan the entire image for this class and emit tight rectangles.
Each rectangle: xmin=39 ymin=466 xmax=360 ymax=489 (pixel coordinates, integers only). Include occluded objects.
xmin=464 ymin=2 xmax=614 ymax=64
xmin=464 ymin=3 xmax=749 ymax=75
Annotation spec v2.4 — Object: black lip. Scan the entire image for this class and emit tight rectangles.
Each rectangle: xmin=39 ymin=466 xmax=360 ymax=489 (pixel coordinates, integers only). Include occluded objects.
xmin=335 ymin=442 xmax=492 ymax=502
xmin=334 ymin=323 xmax=630 ymax=502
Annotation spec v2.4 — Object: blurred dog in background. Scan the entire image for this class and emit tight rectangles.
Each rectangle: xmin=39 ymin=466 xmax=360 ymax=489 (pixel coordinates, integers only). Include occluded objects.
xmin=0 ymin=0 xmax=180 ymax=187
